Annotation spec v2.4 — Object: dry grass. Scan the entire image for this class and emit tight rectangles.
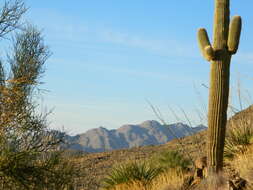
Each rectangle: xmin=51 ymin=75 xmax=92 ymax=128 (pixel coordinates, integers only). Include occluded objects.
xmin=102 ymin=169 xmax=185 ymax=190
xmin=105 ymin=181 xmax=146 ymax=190
xmin=149 ymin=169 xmax=184 ymax=190
xmin=230 ymin=145 xmax=253 ymax=189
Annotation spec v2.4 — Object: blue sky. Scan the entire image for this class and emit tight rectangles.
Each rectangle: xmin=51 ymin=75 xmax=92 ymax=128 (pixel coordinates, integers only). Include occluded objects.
xmin=7 ymin=0 xmax=253 ymax=134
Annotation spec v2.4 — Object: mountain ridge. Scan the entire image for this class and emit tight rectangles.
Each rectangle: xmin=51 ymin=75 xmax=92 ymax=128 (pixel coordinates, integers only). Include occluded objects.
xmin=65 ymin=120 xmax=206 ymax=152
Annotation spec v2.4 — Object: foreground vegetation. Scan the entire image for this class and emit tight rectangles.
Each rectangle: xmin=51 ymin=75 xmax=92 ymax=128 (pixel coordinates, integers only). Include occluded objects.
xmin=0 ymin=1 xmax=77 ymax=189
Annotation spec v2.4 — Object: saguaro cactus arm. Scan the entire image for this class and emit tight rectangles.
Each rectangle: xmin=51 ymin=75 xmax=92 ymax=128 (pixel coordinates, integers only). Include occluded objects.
xmin=197 ymin=28 xmax=215 ymax=61
xmin=228 ymin=16 xmax=242 ymax=54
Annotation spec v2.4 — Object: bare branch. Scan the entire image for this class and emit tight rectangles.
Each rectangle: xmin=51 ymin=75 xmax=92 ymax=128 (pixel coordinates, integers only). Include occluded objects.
xmin=0 ymin=0 xmax=27 ymax=38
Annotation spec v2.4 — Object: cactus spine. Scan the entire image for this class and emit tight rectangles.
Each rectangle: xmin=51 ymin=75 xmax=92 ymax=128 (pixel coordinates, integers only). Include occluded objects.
xmin=197 ymin=0 xmax=242 ymax=174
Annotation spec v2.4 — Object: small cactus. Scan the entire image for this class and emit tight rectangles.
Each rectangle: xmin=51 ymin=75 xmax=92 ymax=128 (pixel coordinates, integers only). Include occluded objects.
xmin=197 ymin=0 xmax=242 ymax=175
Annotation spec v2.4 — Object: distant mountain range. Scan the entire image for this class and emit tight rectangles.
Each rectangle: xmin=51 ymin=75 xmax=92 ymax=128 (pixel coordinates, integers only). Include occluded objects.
xmin=63 ymin=120 xmax=207 ymax=152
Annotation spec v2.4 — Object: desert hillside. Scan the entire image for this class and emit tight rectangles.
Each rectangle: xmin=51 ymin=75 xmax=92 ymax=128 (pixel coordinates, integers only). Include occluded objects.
xmin=69 ymin=105 xmax=253 ymax=190
xmin=71 ymin=130 xmax=207 ymax=189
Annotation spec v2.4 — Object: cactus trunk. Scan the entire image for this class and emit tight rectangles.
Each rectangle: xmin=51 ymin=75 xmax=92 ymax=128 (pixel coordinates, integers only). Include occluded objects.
xmin=208 ymin=0 xmax=230 ymax=174
xmin=208 ymin=56 xmax=231 ymax=174
xmin=197 ymin=0 xmax=242 ymax=175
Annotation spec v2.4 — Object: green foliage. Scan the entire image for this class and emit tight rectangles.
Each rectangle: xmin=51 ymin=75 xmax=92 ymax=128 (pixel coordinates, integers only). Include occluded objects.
xmin=0 ymin=150 xmax=75 ymax=190
xmin=155 ymin=150 xmax=191 ymax=172
xmin=224 ymin=120 xmax=253 ymax=158
xmin=102 ymin=161 xmax=162 ymax=189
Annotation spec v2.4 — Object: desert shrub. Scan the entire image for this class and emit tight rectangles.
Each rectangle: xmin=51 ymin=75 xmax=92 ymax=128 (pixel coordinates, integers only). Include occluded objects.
xmin=103 ymin=169 xmax=184 ymax=190
xmin=0 ymin=1 xmax=77 ymax=189
xmin=0 ymin=26 xmax=77 ymax=189
xmin=224 ymin=119 xmax=253 ymax=158
xmin=155 ymin=150 xmax=191 ymax=172
xmin=231 ymin=146 xmax=253 ymax=190
xmin=102 ymin=161 xmax=162 ymax=189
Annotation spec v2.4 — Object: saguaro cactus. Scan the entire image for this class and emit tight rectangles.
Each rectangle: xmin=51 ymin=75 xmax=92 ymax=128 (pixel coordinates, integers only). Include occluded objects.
xmin=197 ymin=0 xmax=242 ymax=174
